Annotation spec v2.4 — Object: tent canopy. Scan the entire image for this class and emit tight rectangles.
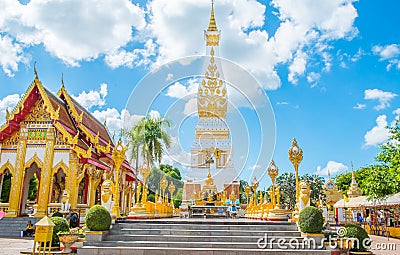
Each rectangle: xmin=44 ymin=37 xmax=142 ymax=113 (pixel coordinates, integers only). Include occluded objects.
xmin=334 ymin=196 xmax=367 ymax=208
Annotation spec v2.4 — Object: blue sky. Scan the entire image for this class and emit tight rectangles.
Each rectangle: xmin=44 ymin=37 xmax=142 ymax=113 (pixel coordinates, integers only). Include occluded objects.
xmin=0 ymin=0 xmax=399 ymax=188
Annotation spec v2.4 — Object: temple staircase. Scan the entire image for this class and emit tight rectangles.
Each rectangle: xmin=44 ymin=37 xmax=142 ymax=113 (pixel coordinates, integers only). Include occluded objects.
xmin=79 ymin=219 xmax=332 ymax=255
xmin=0 ymin=217 xmax=39 ymax=237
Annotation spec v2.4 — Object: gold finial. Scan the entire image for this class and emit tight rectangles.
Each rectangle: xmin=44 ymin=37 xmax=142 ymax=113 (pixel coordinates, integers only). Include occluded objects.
xmin=5 ymin=108 xmax=10 ymax=121
xmin=33 ymin=62 xmax=38 ymax=79
xmin=328 ymin=169 xmax=331 ymax=179
xmin=207 ymin=170 xmax=211 ymax=179
xmin=208 ymin=0 xmax=218 ymax=31
xmin=61 ymin=73 xmax=65 ymax=90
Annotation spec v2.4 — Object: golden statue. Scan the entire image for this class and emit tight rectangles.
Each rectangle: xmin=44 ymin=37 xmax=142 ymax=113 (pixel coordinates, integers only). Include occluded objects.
xmin=60 ymin=189 xmax=70 ymax=212
xmin=101 ymin=180 xmax=114 ymax=213
xmin=275 ymin=184 xmax=281 ymax=207
xmin=298 ymin=180 xmax=311 ymax=212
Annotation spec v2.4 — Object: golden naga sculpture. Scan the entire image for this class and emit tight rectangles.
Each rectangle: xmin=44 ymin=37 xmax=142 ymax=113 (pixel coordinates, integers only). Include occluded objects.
xmin=101 ymin=179 xmax=114 ymax=213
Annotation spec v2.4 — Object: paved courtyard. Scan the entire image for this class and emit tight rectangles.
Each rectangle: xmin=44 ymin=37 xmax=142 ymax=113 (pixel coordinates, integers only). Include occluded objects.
xmin=0 ymin=234 xmax=398 ymax=255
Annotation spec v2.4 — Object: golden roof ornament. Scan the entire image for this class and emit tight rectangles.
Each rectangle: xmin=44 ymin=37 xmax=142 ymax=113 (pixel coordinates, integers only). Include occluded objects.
xmin=34 ymin=62 xmax=38 ymax=80
xmin=208 ymin=0 xmax=218 ymax=32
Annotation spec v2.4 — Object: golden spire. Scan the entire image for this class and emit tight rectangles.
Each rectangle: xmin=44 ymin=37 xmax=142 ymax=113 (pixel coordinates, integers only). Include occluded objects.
xmin=61 ymin=73 xmax=65 ymax=90
xmin=33 ymin=62 xmax=39 ymax=80
xmin=207 ymin=0 xmax=218 ymax=31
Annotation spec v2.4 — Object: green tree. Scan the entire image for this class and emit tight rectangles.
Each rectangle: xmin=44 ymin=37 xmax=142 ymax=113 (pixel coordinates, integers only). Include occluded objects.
xmin=275 ymin=173 xmax=325 ymax=209
xmin=300 ymin=174 xmax=326 ymax=206
xmin=0 ymin=172 xmax=11 ymax=202
xmin=28 ymin=176 xmax=38 ymax=201
xmin=275 ymin=173 xmax=296 ymax=209
xmin=334 ymin=118 xmax=400 ymax=199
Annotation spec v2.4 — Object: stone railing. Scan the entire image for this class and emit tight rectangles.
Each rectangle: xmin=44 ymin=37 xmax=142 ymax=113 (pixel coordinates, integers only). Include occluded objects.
xmin=47 ymin=203 xmax=62 ymax=215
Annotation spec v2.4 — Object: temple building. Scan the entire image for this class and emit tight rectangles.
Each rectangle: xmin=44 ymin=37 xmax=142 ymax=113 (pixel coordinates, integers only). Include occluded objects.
xmin=184 ymin=2 xmax=239 ymax=202
xmin=0 ymin=70 xmax=135 ymax=218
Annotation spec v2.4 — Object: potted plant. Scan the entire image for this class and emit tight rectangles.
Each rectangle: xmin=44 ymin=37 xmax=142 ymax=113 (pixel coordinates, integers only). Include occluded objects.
xmin=298 ymin=206 xmax=325 ymax=248
xmin=343 ymin=224 xmax=372 ymax=254
xmin=84 ymin=205 xmax=112 ymax=243
xmin=57 ymin=230 xmax=79 ymax=253
xmin=49 ymin=216 xmax=70 ymax=249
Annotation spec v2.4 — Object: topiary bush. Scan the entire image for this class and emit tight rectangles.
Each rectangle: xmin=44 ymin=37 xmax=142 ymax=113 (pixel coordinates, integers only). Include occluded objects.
xmin=52 ymin=211 xmax=63 ymax=218
xmin=298 ymin=206 xmax=323 ymax=233
xmin=50 ymin=216 xmax=70 ymax=246
xmin=344 ymin=223 xmax=371 ymax=252
xmin=85 ymin=205 xmax=111 ymax=231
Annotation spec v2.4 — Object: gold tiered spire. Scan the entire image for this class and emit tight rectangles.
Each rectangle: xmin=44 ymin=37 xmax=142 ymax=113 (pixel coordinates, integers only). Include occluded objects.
xmin=208 ymin=0 xmax=218 ymax=31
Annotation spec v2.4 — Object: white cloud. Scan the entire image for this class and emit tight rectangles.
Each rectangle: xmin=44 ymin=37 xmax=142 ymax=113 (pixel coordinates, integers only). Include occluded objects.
xmin=72 ymin=83 xmax=108 ymax=110
xmin=316 ymin=160 xmax=348 ymax=176
xmin=145 ymin=0 xmax=358 ymax=90
xmin=0 ymin=0 xmax=145 ymax=69
xmin=393 ymin=108 xmax=400 ymax=116
xmin=373 ymin=44 xmax=400 ymax=60
xmin=0 ymin=0 xmax=359 ymax=83
xmin=288 ymin=51 xmax=307 ymax=84
xmin=307 ymin=72 xmax=321 ymax=87
xmin=104 ymin=39 xmax=157 ymax=69
xmin=92 ymin=108 xmax=145 ymax=140
xmin=166 ymin=80 xmax=198 ymax=99
xmin=0 ymin=35 xmax=28 ymax=77
xmin=364 ymin=115 xmax=390 ymax=147
xmin=353 ymin=103 xmax=366 ymax=110
xmin=364 ymin=89 xmax=397 ymax=110
xmin=0 ymin=94 xmax=21 ymax=125
xmin=277 ymin=101 xmax=288 ymax=105
xmin=183 ymin=98 xmax=198 ymax=116
xmin=166 ymin=73 xmax=174 ymax=81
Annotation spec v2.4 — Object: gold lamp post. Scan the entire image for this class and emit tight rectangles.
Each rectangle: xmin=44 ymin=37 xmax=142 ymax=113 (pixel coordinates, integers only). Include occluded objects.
xmin=112 ymin=139 xmax=126 ymax=218
xmin=160 ymin=175 xmax=168 ymax=205
xmin=244 ymin=183 xmax=251 ymax=206
xmin=267 ymin=160 xmax=279 ymax=209
xmin=139 ymin=162 xmax=151 ymax=204
xmin=288 ymin=138 xmax=303 ymax=212
xmin=168 ymin=181 xmax=175 ymax=206
xmin=250 ymin=176 xmax=259 ymax=205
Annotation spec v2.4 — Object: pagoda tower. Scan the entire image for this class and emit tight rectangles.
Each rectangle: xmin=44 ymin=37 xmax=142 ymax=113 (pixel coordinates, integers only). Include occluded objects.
xmin=184 ymin=1 xmax=239 ymax=201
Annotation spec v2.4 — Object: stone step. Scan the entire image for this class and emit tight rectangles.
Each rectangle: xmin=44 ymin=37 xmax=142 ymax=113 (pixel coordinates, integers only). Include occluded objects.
xmin=92 ymin=239 xmax=317 ymax=249
xmin=109 ymin=228 xmax=301 ymax=237
xmin=78 ymin=246 xmax=331 ymax=255
xmin=118 ymin=219 xmax=294 ymax=226
xmin=0 ymin=217 xmax=40 ymax=237
xmin=103 ymin=234 xmax=305 ymax=243
xmin=113 ymin=223 xmax=298 ymax=231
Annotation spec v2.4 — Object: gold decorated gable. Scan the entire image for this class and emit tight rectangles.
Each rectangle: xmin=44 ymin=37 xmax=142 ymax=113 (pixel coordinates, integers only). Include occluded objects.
xmin=198 ymin=47 xmax=227 ymax=119
xmin=25 ymin=100 xmax=51 ymax=122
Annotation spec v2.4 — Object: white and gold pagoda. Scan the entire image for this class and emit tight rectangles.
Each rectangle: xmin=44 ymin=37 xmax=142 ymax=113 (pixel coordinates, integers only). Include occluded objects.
xmin=184 ymin=1 xmax=239 ymax=201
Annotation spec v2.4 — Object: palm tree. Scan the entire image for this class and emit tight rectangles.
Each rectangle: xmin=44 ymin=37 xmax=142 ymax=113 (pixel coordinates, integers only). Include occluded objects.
xmin=124 ymin=115 xmax=171 ymax=202
xmin=142 ymin=117 xmax=171 ymax=166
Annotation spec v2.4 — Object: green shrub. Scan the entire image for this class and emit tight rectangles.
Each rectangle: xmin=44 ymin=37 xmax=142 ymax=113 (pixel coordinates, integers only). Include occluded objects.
xmin=344 ymin=223 xmax=371 ymax=252
xmin=298 ymin=206 xmax=323 ymax=233
xmin=85 ymin=205 xmax=111 ymax=231
xmin=50 ymin=216 xmax=69 ymax=246
xmin=52 ymin=211 xmax=63 ymax=218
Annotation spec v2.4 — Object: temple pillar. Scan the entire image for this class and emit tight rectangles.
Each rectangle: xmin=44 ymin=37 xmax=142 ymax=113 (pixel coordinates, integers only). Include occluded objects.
xmin=66 ymin=152 xmax=80 ymax=210
xmin=6 ymin=126 xmax=28 ymax=217
xmin=35 ymin=127 xmax=56 ymax=217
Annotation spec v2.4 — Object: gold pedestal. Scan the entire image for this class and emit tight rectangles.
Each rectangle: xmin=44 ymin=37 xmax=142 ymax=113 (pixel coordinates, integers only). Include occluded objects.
xmin=127 ymin=204 xmax=147 ymax=219
xmin=267 ymin=208 xmax=291 ymax=221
